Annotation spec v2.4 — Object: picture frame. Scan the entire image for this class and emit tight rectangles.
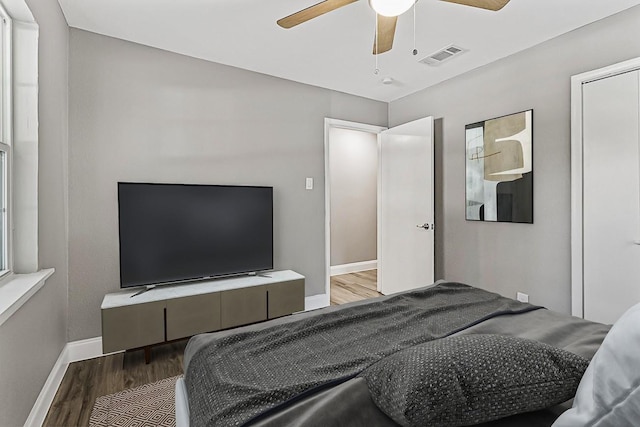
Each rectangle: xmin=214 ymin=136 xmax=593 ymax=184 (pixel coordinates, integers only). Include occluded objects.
xmin=465 ymin=109 xmax=533 ymax=223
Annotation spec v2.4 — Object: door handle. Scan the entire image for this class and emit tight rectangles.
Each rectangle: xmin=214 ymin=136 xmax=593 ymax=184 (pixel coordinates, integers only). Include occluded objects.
xmin=417 ymin=223 xmax=430 ymax=230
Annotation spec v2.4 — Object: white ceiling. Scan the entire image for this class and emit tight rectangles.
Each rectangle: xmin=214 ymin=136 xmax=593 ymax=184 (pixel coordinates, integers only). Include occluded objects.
xmin=56 ymin=0 xmax=640 ymax=102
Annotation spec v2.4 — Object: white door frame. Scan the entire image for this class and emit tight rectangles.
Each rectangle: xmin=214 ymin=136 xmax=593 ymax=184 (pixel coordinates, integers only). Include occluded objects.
xmin=570 ymin=57 xmax=640 ymax=318
xmin=324 ymin=118 xmax=387 ymax=300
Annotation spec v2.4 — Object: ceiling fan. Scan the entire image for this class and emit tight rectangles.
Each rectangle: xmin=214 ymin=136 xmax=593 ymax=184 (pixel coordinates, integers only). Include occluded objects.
xmin=277 ymin=0 xmax=510 ymax=55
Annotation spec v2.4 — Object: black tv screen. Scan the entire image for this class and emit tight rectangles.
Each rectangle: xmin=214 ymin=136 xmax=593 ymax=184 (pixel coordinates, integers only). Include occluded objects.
xmin=118 ymin=183 xmax=273 ymax=288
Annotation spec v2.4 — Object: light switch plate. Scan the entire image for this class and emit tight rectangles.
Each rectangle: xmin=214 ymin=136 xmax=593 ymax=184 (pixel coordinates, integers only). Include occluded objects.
xmin=305 ymin=177 xmax=313 ymax=190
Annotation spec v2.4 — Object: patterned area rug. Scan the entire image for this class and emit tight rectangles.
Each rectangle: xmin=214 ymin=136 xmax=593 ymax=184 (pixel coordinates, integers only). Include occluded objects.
xmin=89 ymin=375 xmax=180 ymax=427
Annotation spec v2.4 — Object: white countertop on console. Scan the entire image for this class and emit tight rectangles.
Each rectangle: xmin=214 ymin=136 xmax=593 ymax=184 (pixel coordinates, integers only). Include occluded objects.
xmin=101 ymin=270 xmax=304 ymax=309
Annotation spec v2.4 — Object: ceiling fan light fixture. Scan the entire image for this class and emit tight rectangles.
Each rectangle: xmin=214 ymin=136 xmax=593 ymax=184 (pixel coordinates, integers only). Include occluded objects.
xmin=369 ymin=0 xmax=414 ymax=17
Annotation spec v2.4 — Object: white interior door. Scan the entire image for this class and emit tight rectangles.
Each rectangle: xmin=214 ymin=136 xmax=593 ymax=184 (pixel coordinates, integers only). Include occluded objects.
xmin=379 ymin=117 xmax=434 ymax=295
xmin=583 ymin=70 xmax=640 ymax=324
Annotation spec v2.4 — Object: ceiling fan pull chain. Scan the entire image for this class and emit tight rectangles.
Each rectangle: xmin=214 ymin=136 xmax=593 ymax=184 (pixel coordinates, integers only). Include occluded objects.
xmin=412 ymin=1 xmax=418 ymax=56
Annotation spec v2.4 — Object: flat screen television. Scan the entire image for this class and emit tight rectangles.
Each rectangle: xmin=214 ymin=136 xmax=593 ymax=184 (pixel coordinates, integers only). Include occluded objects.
xmin=118 ymin=182 xmax=273 ymax=289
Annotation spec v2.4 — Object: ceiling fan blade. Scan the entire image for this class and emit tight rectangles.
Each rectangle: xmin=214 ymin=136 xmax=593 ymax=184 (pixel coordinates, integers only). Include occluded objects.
xmin=441 ymin=0 xmax=510 ymax=11
xmin=373 ymin=15 xmax=397 ymax=55
xmin=277 ymin=0 xmax=359 ymax=29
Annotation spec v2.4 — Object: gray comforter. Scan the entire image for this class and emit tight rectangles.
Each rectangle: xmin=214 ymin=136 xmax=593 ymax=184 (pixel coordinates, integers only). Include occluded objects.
xmin=184 ymin=283 xmax=610 ymax=427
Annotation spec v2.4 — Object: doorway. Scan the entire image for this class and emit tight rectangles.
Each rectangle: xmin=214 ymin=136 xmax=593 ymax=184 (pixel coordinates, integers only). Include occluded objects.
xmin=325 ymin=120 xmax=383 ymax=305
xmin=324 ymin=117 xmax=435 ymax=305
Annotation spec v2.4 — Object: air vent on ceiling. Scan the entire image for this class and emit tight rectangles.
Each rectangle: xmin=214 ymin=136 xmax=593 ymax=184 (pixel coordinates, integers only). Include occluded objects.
xmin=419 ymin=45 xmax=467 ymax=66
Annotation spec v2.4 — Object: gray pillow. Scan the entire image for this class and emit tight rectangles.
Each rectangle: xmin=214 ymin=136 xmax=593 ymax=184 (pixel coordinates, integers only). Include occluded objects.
xmin=359 ymin=334 xmax=589 ymax=427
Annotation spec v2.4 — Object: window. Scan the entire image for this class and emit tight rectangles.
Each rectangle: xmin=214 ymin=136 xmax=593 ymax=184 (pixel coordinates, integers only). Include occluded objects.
xmin=0 ymin=1 xmax=47 ymax=326
xmin=0 ymin=4 xmax=11 ymax=278
xmin=0 ymin=151 xmax=6 ymax=273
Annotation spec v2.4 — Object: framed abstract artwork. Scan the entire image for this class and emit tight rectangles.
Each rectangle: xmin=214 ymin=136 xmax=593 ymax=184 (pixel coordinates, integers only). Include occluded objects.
xmin=465 ymin=110 xmax=533 ymax=223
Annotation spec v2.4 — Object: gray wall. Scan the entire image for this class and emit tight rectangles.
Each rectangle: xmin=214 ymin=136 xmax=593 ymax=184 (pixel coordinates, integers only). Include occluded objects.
xmin=389 ymin=6 xmax=640 ymax=314
xmin=0 ymin=0 xmax=69 ymax=425
xmin=68 ymin=29 xmax=387 ymax=341
xmin=329 ymin=128 xmax=378 ymax=266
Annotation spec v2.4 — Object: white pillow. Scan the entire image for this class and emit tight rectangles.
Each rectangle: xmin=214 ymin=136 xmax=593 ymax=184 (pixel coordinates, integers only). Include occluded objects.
xmin=552 ymin=303 xmax=640 ymax=427
xmin=175 ymin=377 xmax=190 ymax=427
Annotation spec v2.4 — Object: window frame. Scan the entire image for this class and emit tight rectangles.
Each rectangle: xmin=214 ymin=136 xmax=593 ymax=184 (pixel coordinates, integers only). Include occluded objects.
xmin=0 ymin=0 xmax=50 ymax=329
xmin=0 ymin=3 xmax=12 ymax=280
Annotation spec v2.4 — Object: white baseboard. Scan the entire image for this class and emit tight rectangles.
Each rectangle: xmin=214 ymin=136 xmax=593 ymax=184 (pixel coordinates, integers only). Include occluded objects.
xmin=66 ymin=337 xmax=111 ymax=363
xmin=24 ymin=345 xmax=70 ymax=427
xmin=305 ymin=293 xmax=330 ymax=311
xmin=25 ymin=337 xmax=120 ymax=427
xmin=330 ymin=260 xmax=377 ymax=276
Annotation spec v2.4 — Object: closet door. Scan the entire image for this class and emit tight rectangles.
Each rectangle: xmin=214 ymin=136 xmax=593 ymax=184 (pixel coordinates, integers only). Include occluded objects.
xmin=583 ymin=70 xmax=640 ymax=324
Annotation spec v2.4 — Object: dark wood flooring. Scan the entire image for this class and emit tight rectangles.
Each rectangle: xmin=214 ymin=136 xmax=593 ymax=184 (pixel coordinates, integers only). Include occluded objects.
xmin=44 ymin=269 xmax=380 ymax=426
xmin=43 ymin=340 xmax=186 ymax=426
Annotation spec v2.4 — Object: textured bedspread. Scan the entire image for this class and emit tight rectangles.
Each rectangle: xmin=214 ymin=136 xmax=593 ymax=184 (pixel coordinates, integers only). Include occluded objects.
xmin=184 ymin=282 xmax=542 ymax=427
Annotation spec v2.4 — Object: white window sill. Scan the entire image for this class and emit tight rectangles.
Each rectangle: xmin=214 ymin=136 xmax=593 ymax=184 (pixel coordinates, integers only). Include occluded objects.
xmin=0 ymin=268 xmax=54 ymax=327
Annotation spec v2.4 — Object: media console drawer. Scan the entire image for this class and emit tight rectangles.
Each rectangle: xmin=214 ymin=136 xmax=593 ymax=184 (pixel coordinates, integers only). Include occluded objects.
xmin=220 ymin=286 xmax=268 ymax=329
xmin=102 ymin=301 xmax=165 ymax=354
xmin=101 ymin=270 xmax=305 ymax=360
xmin=268 ymin=279 xmax=305 ymax=319
xmin=166 ymin=293 xmax=221 ymax=341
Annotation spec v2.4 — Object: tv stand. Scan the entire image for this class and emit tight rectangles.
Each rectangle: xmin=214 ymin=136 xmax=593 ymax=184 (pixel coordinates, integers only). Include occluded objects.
xmin=129 ymin=285 xmax=156 ymax=298
xmin=101 ymin=270 xmax=305 ymax=362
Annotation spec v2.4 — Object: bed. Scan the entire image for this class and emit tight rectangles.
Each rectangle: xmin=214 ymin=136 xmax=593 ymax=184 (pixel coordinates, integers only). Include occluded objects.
xmin=176 ymin=281 xmax=623 ymax=427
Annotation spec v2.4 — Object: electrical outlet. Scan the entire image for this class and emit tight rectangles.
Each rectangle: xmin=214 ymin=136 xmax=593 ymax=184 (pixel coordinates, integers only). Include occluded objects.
xmin=516 ymin=292 xmax=529 ymax=303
